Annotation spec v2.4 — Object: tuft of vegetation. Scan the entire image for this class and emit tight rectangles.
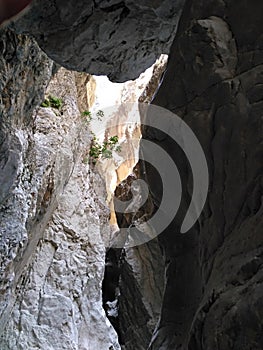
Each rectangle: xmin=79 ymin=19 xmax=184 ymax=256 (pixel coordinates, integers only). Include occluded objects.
xmin=96 ymin=110 xmax=104 ymax=121
xmin=82 ymin=110 xmax=91 ymax=117
xmin=81 ymin=110 xmax=92 ymax=123
xmin=81 ymin=109 xmax=120 ymax=165
xmin=41 ymin=95 xmax=63 ymax=110
xmin=81 ymin=109 xmax=104 ymax=124
xmin=89 ymin=135 xmax=121 ymax=164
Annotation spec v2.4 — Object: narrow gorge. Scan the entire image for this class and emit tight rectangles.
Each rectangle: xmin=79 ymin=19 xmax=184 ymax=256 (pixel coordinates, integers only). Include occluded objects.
xmin=0 ymin=1 xmax=262 ymax=349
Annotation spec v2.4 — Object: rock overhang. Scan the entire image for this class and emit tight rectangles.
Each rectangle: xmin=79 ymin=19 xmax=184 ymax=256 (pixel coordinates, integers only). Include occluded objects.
xmin=12 ymin=0 xmax=185 ymax=82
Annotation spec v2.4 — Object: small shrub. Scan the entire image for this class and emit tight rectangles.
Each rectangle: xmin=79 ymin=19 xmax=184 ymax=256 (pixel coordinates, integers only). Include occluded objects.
xmin=90 ymin=138 xmax=102 ymax=161
xmin=81 ymin=110 xmax=92 ymax=123
xmin=109 ymin=136 xmax=119 ymax=145
xmin=101 ymin=148 xmax=113 ymax=159
xmin=82 ymin=110 xmax=92 ymax=117
xmin=115 ymin=145 xmax=122 ymax=153
xmin=81 ymin=109 xmax=122 ymax=165
xmin=89 ymin=135 xmax=122 ymax=164
xmin=81 ymin=110 xmax=104 ymax=123
xmin=49 ymin=96 xmax=63 ymax=109
xmin=96 ymin=110 xmax=104 ymax=121
xmin=41 ymin=95 xmax=63 ymax=110
xmin=40 ymin=100 xmax=50 ymax=108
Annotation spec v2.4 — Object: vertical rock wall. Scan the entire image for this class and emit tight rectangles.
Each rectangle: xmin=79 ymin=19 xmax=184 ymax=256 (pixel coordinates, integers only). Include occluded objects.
xmin=0 ymin=27 xmax=53 ymax=332
xmin=143 ymin=1 xmax=263 ymax=349
xmin=104 ymin=2 xmax=262 ymax=349
xmin=0 ymin=28 xmax=120 ymax=349
xmin=0 ymin=0 xmax=262 ymax=349
xmin=103 ymin=58 xmax=168 ymax=350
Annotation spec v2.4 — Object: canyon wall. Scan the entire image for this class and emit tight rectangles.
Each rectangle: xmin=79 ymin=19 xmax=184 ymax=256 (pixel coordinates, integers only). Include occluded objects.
xmin=0 ymin=0 xmax=262 ymax=349
xmin=12 ymin=0 xmax=184 ymax=82
xmin=104 ymin=1 xmax=263 ymax=349
xmin=142 ymin=1 xmax=263 ymax=348
xmin=0 ymin=28 xmax=119 ymax=349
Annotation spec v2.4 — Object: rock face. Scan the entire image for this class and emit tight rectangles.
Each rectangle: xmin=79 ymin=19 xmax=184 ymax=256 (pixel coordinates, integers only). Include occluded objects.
xmin=141 ymin=1 xmax=263 ymax=349
xmin=0 ymin=0 xmax=262 ymax=349
xmin=104 ymin=1 xmax=263 ymax=349
xmin=0 ymin=27 xmax=53 ymax=332
xmin=11 ymin=0 xmax=184 ymax=82
xmin=100 ymin=59 xmax=167 ymax=349
xmin=0 ymin=29 xmax=119 ymax=349
xmin=112 ymin=168 xmax=165 ymax=350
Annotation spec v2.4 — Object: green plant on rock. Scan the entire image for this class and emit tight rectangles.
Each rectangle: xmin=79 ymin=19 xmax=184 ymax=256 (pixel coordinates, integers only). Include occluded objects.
xmin=89 ymin=137 xmax=102 ymax=162
xmin=114 ymin=145 xmax=122 ymax=153
xmin=40 ymin=100 xmax=50 ymax=108
xmin=96 ymin=110 xmax=104 ymax=121
xmin=49 ymin=96 xmax=63 ymax=109
xmin=81 ymin=109 xmax=104 ymax=124
xmin=82 ymin=110 xmax=92 ymax=123
xmin=89 ymin=135 xmax=122 ymax=164
xmin=41 ymin=95 xmax=63 ymax=109
xmin=109 ymin=135 xmax=119 ymax=144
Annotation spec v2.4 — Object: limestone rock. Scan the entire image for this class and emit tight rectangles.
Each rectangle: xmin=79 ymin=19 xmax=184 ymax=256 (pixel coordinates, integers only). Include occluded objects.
xmin=12 ymin=0 xmax=185 ymax=82
xmin=0 ymin=38 xmax=120 ymax=348
xmin=103 ymin=167 xmax=165 ymax=350
xmin=0 ymin=0 xmax=262 ymax=349
xmin=74 ymin=73 xmax=97 ymax=113
xmin=0 ymin=27 xmax=53 ymax=333
xmin=143 ymin=3 xmax=263 ymax=349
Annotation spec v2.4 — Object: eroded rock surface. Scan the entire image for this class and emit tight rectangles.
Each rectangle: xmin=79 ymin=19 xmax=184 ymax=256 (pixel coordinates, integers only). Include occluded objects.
xmin=12 ymin=0 xmax=184 ymax=82
xmin=0 ymin=0 xmax=262 ymax=349
xmin=0 ymin=27 xmax=53 ymax=332
xmin=0 ymin=32 xmax=120 ymax=348
xmin=103 ymin=167 xmax=165 ymax=350
xmin=104 ymin=1 xmax=262 ymax=349
xmin=142 ymin=2 xmax=263 ymax=349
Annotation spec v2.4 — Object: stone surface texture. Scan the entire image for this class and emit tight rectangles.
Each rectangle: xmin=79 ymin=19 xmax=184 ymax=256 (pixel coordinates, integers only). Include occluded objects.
xmin=11 ymin=0 xmax=184 ymax=82
xmin=102 ymin=58 xmax=168 ymax=349
xmin=141 ymin=1 xmax=263 ymax=349
xmin=104 ymin=1 xmax=263 ymax=349
xmin=0 ymin=0 xmax=262 ymax=349
xmin=103 ymin=167 xmax=165 ymax=350
xmin=0 ymin=27 xmax=53 ymax=333
xmin=0 ymin=31 xmax=119 ymax=349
